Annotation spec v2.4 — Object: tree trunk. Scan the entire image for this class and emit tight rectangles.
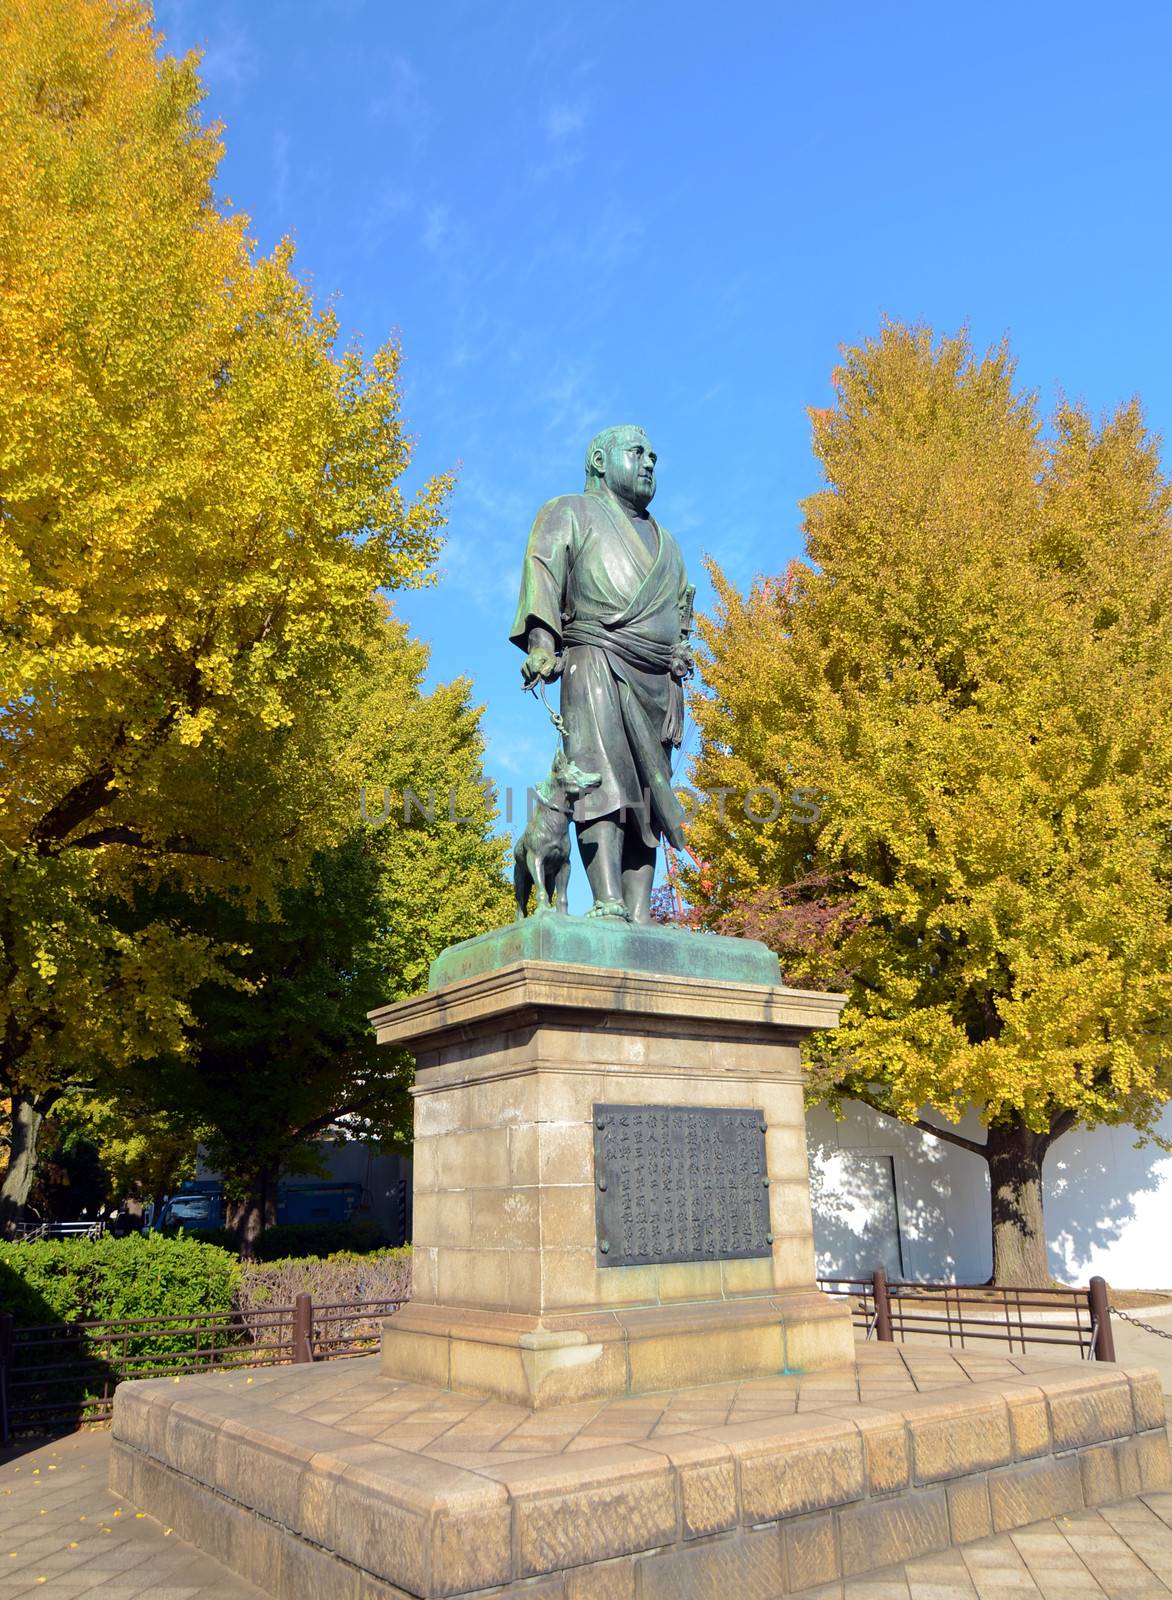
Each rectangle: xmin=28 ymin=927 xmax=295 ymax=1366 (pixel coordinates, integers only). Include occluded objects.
xmin=231 ymin=1165 xmax=276 ymax=1259
xmin=234 ymin=1191 xmax=264 ymax=1260
xmin=0 ymin=1092 xmax=45 ymax=1237
xmin=985 ymin=1118 xmax=1051 ymax=1287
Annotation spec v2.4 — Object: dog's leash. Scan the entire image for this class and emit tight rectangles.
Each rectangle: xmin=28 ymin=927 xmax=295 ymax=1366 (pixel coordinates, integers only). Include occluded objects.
xmin=523 ymin=657 xmax=568 ymax=750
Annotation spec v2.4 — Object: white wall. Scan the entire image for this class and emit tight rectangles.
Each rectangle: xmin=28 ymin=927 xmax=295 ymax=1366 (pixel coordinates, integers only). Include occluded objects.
xmin=1046 ymin=1122 xmax=1172 ymax=1287
xmin=806 ymin=1101 xmax=1172 ymax=1289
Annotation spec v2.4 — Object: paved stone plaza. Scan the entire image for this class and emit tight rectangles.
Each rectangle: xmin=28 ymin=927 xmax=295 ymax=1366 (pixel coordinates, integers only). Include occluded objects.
xmin=0 ymin=1429 xmax=263 ymax=1598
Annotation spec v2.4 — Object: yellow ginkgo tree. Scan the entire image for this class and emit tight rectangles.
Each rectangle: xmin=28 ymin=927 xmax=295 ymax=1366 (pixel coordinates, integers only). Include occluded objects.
xmin=690 ymin=323 xmax=1172 ymax=1286
xmin=0 ymin=0 xmax=451 ymax=1227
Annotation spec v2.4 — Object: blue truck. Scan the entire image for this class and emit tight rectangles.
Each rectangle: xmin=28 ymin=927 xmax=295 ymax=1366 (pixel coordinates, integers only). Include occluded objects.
xmin=147 ymin=1177 xmax=363 ymax=1234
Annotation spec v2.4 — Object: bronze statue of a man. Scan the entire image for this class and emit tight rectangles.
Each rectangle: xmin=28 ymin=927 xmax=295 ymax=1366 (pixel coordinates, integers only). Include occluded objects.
xmin=509 ymin=425 xmax=694 ymax=923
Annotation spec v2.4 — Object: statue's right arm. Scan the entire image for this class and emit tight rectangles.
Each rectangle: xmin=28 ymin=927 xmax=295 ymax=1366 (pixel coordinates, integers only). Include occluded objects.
xmin=509 ymin=497 xmax=577 ymax=672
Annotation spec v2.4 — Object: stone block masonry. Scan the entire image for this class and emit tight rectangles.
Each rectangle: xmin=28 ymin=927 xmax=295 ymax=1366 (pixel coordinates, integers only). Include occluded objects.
xmin=110 ymin=1343 xmax=1170 ymax=1599
xmin=370 ymin=950 xmax=856 ymax=1405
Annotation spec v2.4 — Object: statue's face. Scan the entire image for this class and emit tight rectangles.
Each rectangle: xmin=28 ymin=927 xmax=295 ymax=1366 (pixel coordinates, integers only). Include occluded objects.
xmin=598 ymin=431 xmax=657 ymax=512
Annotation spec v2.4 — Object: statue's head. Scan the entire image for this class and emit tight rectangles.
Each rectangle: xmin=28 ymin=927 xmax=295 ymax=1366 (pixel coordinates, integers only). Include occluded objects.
xmin=584 ymin=424 xmax=656 ymax=513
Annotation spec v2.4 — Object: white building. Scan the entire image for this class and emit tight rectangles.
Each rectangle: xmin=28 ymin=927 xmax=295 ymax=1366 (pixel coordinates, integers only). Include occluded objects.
xmin=807 ymin=1100 xmax=1172 ymax=1288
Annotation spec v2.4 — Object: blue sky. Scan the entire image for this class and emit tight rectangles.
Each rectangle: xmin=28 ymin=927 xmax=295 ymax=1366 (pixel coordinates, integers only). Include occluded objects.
xmin=155 ymin=0 xmax=1172 ymax=845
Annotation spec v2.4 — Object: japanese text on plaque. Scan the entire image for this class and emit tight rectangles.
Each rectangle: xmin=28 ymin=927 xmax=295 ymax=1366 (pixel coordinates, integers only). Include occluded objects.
xmin=593 ymin=1104 xmax=771 ymax=1267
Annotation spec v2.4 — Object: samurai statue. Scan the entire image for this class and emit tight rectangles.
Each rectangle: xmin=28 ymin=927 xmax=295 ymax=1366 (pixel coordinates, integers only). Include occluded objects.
xmin=509 ymin=425 xmax=694 ymax=923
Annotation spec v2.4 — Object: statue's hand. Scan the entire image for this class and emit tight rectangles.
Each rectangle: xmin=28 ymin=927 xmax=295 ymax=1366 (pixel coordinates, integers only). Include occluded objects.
xmin=669 ymin=643 xmax=695 ymax=682
xmin=522 ymin=646 xmax=558 ymax=685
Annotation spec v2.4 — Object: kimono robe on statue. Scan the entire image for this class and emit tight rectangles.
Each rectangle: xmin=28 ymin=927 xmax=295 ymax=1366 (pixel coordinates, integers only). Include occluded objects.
xmin=509 ymin=481 xmax=690 ymax=851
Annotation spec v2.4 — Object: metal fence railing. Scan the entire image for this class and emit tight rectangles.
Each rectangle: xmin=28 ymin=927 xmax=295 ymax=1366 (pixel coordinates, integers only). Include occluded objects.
xmin=0 ymin=1291 xmax=404 ymax=1441
xmin=12 ymin=1221 xmax=106 ymax=1242
xmin=818 ymin=1269 xmax=1115 ymax=1361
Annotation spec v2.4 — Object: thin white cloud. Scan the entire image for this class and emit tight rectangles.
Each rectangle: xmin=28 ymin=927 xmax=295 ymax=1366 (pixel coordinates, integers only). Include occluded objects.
xmin=491 ymin=726 xmax=554 ymax=780
xmin=198 ymin=21 xmax=256 ymax=94
xmin=544 ymin=100 xmax=587 ymax=142
xmin=423 ymin=204 xmax=451 ymax=255
xmin=538 ymin=360 xmax=610 ymax=448
xmin=439 ymin=534 xmax=519 ymax=609
xmin=368 ymin=53 xmax=433 ymax=154
xmin=355 ymin=182 xmax=414 ymax=255
xmin=272 ymin=130 xmax=291 ymax=218
xmin=531 ymin=97 xmax=590 ymax=183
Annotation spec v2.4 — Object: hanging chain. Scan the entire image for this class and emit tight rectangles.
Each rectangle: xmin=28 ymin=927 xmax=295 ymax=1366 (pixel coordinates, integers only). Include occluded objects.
xmin=1112 ymin=1306 xmax=1172 ymax=1340
xmin=535 ymin=678 xmax=567 ymax=742
xmin=523 ymin=664 xmax=568 ymax=748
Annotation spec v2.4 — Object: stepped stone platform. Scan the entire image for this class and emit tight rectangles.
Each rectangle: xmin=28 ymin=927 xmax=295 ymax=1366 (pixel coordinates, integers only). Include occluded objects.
xmin=110 ymin=1342 xmax=1170 ymax=1600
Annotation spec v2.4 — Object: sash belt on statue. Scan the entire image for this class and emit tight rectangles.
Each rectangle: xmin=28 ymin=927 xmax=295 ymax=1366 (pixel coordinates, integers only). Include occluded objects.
xmin=561 ymin=619 xmax=684 ymax=746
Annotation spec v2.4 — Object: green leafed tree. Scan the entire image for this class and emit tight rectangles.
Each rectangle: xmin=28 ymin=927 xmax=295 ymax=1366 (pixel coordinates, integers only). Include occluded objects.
xmin=94 ymin=611 xmax=511 ymax=1253
xmin=689 ymin=322 xmax=1172 ymax=1286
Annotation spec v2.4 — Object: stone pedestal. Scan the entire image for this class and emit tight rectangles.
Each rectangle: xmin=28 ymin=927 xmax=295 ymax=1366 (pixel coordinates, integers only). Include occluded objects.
xmin=368 ymin=922 xmax=855 ymax=1407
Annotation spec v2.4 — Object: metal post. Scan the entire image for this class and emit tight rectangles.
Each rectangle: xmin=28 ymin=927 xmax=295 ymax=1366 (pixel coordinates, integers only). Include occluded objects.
xmin=0 ymin=1312 xmax=12 ymax=1445
xmin=873 ymin=1267 xmax=893 ymax=1342
xmin=292 ymin=1293 xmax=314 ymax=1364
xmin=1088 ymin=1277 xmax=1115 ymax=1362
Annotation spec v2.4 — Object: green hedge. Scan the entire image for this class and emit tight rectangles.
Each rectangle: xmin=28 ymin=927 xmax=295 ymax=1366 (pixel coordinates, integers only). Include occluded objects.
xmin=0 ymin=1233 xmax=240 ymax=1329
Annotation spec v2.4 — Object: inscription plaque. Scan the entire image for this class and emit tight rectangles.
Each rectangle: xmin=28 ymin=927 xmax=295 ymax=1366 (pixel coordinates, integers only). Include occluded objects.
xmin=593 ymin=1104 xmax=771 ymax=1267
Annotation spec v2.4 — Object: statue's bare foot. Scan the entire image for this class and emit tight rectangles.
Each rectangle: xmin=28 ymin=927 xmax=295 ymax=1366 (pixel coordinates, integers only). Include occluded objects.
xmin=585 ymin=898 xmax=629 ymax=921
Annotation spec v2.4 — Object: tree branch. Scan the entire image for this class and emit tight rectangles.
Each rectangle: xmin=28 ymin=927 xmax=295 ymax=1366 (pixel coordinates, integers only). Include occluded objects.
xmin=30 ymin=756 xmax=119 ymax=852
xmin=907 ymin=1116 xmax=987 ymax=1157
xmin=291 ymin=1096 xmax=380 ymax=1144
xmin=30 ymin=665 xmax=207 ymax=853
xmin=1049 ymin=1107 xmax=1079 ymax=1142
xmin=63 ymin=825 xmax=225 ymax=860
xmin=847 ymin=1085 xmax=988 ymax=1156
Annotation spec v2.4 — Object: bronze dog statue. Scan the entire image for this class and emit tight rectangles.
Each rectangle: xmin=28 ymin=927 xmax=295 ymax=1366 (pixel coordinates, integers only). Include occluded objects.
xmin=514 ymin=749 xmax=602 ymax=918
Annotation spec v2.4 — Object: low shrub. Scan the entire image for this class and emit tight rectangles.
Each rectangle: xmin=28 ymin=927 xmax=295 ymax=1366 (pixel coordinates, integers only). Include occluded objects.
xmin=235 ymin=1246 xmax=412 ymax=1317
xmin=0 ymin=1233 xmax=240 ymax=1328
xmin=0 ymin=1233 xmax=409 ymax=1338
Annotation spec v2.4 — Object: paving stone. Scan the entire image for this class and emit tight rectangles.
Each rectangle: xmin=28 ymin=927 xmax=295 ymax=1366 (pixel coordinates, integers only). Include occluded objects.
xmin=783 ymin=1511 xmax=839 ymax=1591
xmin=836 ymin=1490 xmax=951 ymax=1576
xmin=840 ymin=1568 xmax=911 ymax=1598
xmin=635 ymin=1524 xmax=785 ymax=1600
xmin=734 ymin=1417 xmax=865 ymax=1522
xmin=860 ymin=1418 xmax=912 ymax=1497
xmin=907 ymin=1399 xmax=1013 ymax=1486
xmin=563 ymin=1555 xmax=635 ymax=1599
xmin=1125 ymin=1372 xmax=1166 ymax=1434
xmin=628 ymin=1432 xmax=736 ymax=1539
xmin=947 ymin=1477 xmax=993 ymax=1545
xmin=1044 ymin=1378 xmax=1134 ymax=1453
xmin=0 ymin=1434 xmax=264 ymax=1600
xmin=987 ymin=1456 xmax=1084 ymax=1532
xmin=1136 ymin=1430 xmax=1172 ymax=1489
